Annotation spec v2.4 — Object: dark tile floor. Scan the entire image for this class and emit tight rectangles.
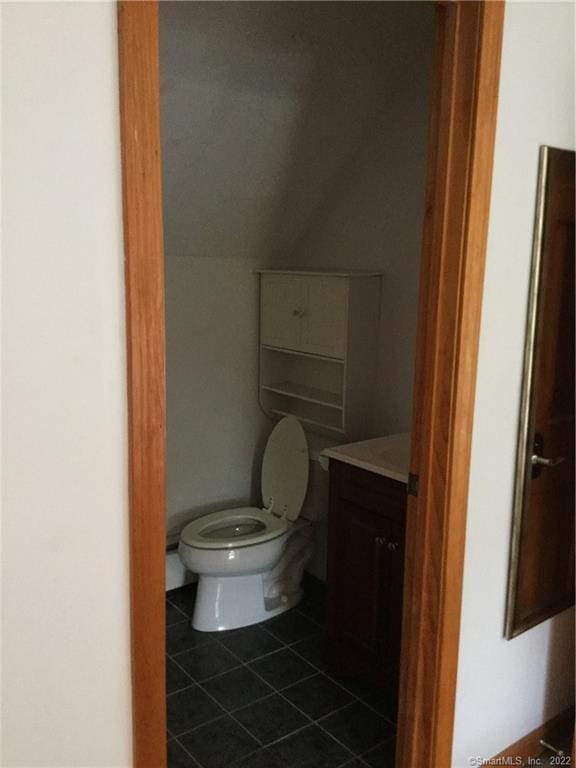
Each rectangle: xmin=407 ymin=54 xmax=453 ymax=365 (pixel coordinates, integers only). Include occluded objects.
xmin=166 ymin=577 xmax=396 ymax=768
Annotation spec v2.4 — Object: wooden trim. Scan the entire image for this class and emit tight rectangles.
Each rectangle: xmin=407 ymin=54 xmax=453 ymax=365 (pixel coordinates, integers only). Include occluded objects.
xmin=396 ymin=3 xmax=505 ymax=767
xmin=491 ymin=707 xmax=575 ymax=763
xmin=117 ymin=3 xmax=167 ymax=768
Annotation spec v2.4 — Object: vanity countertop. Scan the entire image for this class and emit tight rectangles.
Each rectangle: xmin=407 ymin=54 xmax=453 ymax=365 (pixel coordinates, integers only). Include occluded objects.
xmin=321 ymin=432 xmax=411 ymax=484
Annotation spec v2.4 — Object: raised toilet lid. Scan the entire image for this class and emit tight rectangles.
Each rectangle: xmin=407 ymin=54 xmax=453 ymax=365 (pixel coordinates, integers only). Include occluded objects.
xmin=261 ymin=416 xmax=309 ymax=521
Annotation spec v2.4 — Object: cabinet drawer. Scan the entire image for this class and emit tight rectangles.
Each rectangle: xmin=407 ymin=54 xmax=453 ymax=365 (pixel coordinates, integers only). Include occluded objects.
xmin=332 ymin=460 xmax=407 ymax=524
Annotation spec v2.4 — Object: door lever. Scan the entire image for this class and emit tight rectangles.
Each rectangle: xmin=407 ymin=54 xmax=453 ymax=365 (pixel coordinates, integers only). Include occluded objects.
xmin=531 ymin=432 xmax=565 ymax=478
xmin=531 ymin=453 xmax=565 ymax=468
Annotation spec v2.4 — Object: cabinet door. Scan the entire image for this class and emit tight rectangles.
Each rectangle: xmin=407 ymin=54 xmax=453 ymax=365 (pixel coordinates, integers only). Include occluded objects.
xmin=301 ymin=277 xmax=347 ymax=359
xmin=378 ymin=518 xmax=405 ymax=705
xmin=260 ymin=275 xmax=304 ymax=351
xmin=326 ymin=462 xmax=407 ymax=699
xmin=332 ymin=501 xmax=390 ymax=655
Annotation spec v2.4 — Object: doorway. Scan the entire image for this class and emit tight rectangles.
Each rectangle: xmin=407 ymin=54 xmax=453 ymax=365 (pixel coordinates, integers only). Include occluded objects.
xmin=117 ymin=2 xmax=505 ymax=766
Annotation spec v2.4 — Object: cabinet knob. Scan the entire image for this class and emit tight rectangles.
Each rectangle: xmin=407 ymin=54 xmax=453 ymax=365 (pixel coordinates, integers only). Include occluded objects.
xmin=291 ymin=309 xmax=305 ymax=318
xmin=387 ymin=541 xmax=399 ymax=551
xmin=375 ymin=536 xmax=386 ymax=546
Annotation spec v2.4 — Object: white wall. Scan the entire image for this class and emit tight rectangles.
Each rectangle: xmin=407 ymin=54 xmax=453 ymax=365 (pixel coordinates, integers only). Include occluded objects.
xmin=453 ymin=3 xmax=575 ymax=764
xmin=161 ymin=2 xmax=433 ymax=540
xmin=292 ymin=3 xmax=434 ymax=434
xmin=1 ymin=3 xmax=132 ymax=766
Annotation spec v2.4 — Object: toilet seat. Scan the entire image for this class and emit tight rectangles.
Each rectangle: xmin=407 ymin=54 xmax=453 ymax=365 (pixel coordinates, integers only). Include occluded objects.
xmin=180 ymin=507 xmax=289 ymax=550
xmin=180 ymin=416 xmax=309 ymax=552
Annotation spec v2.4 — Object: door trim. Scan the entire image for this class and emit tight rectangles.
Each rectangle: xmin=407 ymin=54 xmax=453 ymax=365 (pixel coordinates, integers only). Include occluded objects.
xmin=396 ymin=3 xmax=504 ymax=766
xmin=118 ymin=4 xmax=167 ymax=767
xmin=117 ymin=2 xmax=505 ymax=767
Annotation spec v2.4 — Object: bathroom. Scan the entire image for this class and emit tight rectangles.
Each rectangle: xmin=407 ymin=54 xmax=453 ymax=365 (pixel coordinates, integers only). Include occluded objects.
xmin=162 ymin=3 xmax=435 ymax=767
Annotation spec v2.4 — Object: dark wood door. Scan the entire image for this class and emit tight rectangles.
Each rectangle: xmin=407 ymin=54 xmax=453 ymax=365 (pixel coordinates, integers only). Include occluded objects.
xmin=514 ymin=148 xmax=575 ymax=630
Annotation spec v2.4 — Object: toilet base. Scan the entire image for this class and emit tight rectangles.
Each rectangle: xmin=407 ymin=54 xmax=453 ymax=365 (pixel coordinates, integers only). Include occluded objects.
xmin=192 ymin=574 xmax=303 ymax=632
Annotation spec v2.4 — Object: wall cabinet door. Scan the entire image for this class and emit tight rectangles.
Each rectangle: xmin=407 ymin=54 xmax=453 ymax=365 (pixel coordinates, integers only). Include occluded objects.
xmin=260 ymin=274 xmax=347 ymax=359
xmin=260 ymin=275 xmax=304 ymax=351
xmin=301 ymin=277 xmax=347 ymax=359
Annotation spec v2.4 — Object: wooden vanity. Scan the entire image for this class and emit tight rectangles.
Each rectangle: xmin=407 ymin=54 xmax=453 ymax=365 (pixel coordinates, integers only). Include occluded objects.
xmin=322 ymin=433 xmax=409 ymax=713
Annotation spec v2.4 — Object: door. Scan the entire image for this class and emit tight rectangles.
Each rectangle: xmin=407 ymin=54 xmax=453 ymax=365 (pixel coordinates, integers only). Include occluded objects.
xmin=301 ymin=277 xmax=347 ymax=359
xmin=507 ymin=147 xmax=575 ymax=636
xmin=260 ymin=275 xmax=304 ymax=351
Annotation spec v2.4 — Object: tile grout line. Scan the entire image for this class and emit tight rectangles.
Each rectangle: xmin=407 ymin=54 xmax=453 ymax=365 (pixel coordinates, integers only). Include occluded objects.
xmin=173 ymin=735 xmax=208 ymax=768
xmin=244 ymin=661 xmax=358 ymax=765
xmin=167 ymin=588 xmax=394 ymax=766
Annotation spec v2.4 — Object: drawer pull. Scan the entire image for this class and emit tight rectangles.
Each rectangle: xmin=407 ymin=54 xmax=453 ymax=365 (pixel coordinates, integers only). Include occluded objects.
xmin=387 ymin=541 xmax=399 ymax=551
xmin=375 ymin=536 xmax=387 ymax=546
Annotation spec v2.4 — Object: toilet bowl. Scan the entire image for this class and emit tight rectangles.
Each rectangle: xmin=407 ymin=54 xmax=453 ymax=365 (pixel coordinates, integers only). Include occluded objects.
xmin=178 ymin=416 xmax=314 ymax=631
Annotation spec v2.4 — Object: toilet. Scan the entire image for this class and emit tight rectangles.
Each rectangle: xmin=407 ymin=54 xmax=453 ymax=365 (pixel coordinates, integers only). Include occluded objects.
xmin=178 ymin=416 xmax=314 ymax=632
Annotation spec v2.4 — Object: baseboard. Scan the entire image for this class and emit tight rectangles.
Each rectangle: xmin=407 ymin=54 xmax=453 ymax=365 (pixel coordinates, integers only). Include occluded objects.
xmin=491 ymin=706 xmax=574 ymax=762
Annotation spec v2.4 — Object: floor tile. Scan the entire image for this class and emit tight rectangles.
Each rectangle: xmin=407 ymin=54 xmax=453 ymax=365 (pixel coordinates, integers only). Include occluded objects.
xmin=167 ymin=620 xmax=215 ymax=656
xmin=319 ymin=701 xmax=395 ymax=755
xmin=327 ymin=674 xmax=371 ymax=699
xmin=361 ymin=736 xmax=396 ymax=768
xmin=179 ymin=714 xmax=259 ymax=768
xmin=234 ymin=748 xmax=284 ymax=768
xmin=264 ymin=609 xmax=319 ymax=644
xmin=361 ymin=689 xmax=398 ymax=722
xmin=167 ymin=739 xmax=201 ymax=768
xmin=173 ymin=641 xmax=240 ymax=682
xmin=232 ymin=693 xmax=309 ymax=745
xmin=297 ymin=593 xmax=326 ymax=625
xmin=167 ymin=684 xmax=224 ymax=736
xmin=249 ymin=648 xmax=316 ymax=690
xmin=167 ymin=602 xmax=188 ymax=627
xmin=217 ymin=625 xmax=283 ymax=663
xmin=202 ymin=666 xmax=273 ymax=712
xmin=290 ymin=634 xmax=329 ymax=672
xmin=167 ymin=584 xmax=198 ymax=618
xmin=282 ymin=673 xmax=353 ymax=720
xmin=166 ymin=658 xmax=194 ymax=695
xmin=266 ymin=724 xmax=353 ymax=768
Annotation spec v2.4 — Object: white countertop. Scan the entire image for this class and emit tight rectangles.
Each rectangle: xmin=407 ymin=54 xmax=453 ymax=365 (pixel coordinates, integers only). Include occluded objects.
xmin=321 ymin=432 xmax=411 ymax=484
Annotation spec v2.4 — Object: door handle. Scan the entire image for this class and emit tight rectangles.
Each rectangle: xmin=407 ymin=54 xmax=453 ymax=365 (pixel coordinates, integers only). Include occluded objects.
xmin=531 ymin=453 xmax=565 ymax=468
xmin=531 ymin=432 xmax=565 ymax=478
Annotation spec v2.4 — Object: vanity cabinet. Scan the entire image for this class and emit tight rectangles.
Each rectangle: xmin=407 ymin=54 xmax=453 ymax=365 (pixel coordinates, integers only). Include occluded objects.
xmin=326 ymin=459 xmax=406 ymax=712
xmin=257 ymin=270 xmax=381 ymax=440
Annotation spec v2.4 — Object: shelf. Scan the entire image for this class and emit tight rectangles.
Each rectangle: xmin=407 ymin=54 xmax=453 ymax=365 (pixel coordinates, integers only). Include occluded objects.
xmin=262 ymin=381 xmax=343 ymax=410
xmin=262 ymin=345 xmax=345 ymax=364
xmin=270 ymin=408 xmax=346 ymax=436
xmin=255 ymin=268 xmax=384 ymax=278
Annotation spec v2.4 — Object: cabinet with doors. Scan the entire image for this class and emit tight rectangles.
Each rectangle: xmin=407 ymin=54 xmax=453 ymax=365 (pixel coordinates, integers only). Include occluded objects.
xmin=326 ymin=459 xmax=407 ymax=715
xmin=257 ymin=269 xmax=381 ymax=440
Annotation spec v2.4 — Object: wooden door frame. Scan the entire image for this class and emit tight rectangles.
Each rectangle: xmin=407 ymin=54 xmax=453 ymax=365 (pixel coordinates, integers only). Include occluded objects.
xmin=117 ymin=2 xmax=505 ymax=767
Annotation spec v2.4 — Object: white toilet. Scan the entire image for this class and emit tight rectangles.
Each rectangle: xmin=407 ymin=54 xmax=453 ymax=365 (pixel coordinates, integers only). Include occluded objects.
xmin=178 ymin=416 xmax=314 ymax=632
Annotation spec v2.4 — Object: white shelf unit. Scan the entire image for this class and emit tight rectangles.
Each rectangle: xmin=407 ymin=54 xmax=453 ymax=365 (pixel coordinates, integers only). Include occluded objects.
xmin=258 ymin=269 xmax=382 ymax=441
